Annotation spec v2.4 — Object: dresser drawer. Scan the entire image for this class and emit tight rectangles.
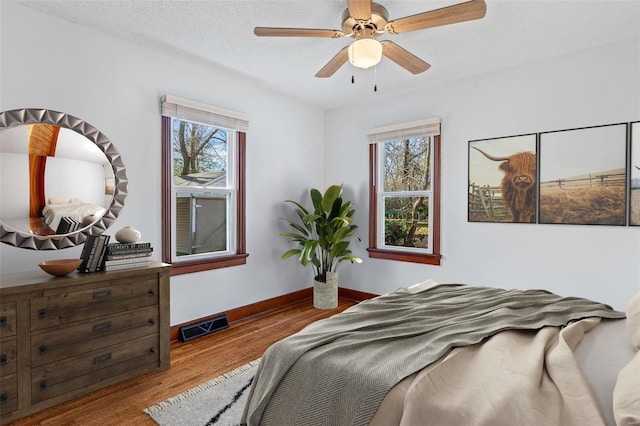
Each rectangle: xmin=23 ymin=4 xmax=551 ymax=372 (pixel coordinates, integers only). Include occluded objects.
xmin=0 ymin=339 xmax=17 ymax=377
xmin=31 ymin=277 xmax=159 ymax=330
xmin=0 ymin=303 xmax=16 ymax=339
xmin=31 ymin=306 xmax=159 ymax=367
xmin=0 ymin=374 xmax=18 ymax=416
xmin=32 ymin=334 xmax=159 ymax=404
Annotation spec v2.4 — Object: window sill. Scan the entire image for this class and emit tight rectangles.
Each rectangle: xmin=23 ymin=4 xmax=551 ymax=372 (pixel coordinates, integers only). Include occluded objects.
xmin=168 ymin=253 xmax=249 ymax=276
xmin=367 ymin=248 xmax=441 ymax=265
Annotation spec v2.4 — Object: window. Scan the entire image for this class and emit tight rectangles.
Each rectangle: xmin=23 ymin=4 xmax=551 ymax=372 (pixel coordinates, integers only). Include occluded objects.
xmin=161 ymin=96 xmax=248 ymax=275
xmin=367 ymin=118 xmax=441 ymax=265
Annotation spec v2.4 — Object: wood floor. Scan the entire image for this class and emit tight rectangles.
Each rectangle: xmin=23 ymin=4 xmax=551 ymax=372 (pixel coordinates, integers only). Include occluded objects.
xmin=5 ymin=298 xmax=356 ymax=426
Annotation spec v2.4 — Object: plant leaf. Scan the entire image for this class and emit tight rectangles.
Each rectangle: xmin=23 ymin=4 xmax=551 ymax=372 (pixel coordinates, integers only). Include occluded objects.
xmin=338 ymin=255 xmax=363 ymax=264
xmin=300 ymin=240 xmax=318 ymax=266
xmin=329 ymin=241 xmax=349 ymax=257
xmin=281 ymin=249 xmax=301 ymax=260
xmin=284 ymin=199 xmax=310 ymax=215
xmin=310 ymin=188 xmax=323 ymax=213
xmin=322 ymin=185 xmax=342 ymax=213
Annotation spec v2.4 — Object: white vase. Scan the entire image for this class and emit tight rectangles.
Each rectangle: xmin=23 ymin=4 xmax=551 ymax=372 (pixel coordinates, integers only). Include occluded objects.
xmin=115 ymin=226 xmax=141 ymax=243
xmin=313 ymin=271 xmax=338 ymax=309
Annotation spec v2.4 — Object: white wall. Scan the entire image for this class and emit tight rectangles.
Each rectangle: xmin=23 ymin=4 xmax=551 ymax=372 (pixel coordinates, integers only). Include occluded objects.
xmin=0 ymin=3 xmax=324 ymax=325
xmin=325 ymin=37 xmax=640 ymax=311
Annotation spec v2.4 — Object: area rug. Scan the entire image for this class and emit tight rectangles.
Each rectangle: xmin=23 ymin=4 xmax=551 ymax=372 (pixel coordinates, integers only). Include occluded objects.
xmin=144 ymin=359 xmax=260 ymax=426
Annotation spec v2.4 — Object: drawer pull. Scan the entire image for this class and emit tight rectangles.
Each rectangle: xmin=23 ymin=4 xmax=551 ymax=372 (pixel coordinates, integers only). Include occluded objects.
xmin=148 ymin=319 xmax=156 ymax=326
xmin=0 ymin=354 xmax=7 ymax=366
xmin=40 ymin=382 xmax=47 ymax=392
xmin=149 ymin=347 xmax=156 ymax=355
xmin=148 ymin=289 xmax=156 ymax=297
xmin=94 ymin=322 xmax=112 ymax=332
xmin=0 ymin=392 xmax=8 ymax=405
xmin=39 ymin=309 xmax=46 ymax=319
xmin=93 ymin=353 xmax=112 ymax=364
xmin=0 ymin=316 xmax=6 ymax=327
xmin=93 ymin=290 xmax=112 ymax=299
xmin=39 ymin=345 xmax=48 ymax=355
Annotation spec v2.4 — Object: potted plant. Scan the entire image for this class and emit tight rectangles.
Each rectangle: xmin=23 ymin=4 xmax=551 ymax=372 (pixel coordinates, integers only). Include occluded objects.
xmin=280 ymin=184 xmax=362 ymax=309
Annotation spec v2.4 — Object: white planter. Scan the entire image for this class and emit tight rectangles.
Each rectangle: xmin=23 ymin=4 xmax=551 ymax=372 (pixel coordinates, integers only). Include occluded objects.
xmin=313 ymin=271 xmax=338 ymax=309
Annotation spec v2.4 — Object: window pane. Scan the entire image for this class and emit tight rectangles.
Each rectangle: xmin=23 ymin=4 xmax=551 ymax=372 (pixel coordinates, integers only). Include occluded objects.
xmin=383 ymin=137 xmax=431 ymax=192
xmin=172 ymin=119 xmax=228 ymax=188
xmin=175 ymin=193 xmax=228 ymax=257
xmin=383 ymin=195 xmax=430 ymax=249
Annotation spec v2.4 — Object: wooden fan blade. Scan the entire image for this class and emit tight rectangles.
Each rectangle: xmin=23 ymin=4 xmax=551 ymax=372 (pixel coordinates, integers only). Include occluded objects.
xmin=315 ymin=46 xmax=350 ymax=78
xmin=254 ymin=27 xmax=343 ymax=38
xmin=348 ymin=0 xmax=372 ymax=21
xmin=386 ymin=0 xmax=486 ymax=34
xmin=381 ymin=41 xmax=430 ymax=74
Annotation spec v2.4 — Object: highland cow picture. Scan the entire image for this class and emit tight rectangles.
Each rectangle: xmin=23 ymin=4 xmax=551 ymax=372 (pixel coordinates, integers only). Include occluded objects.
xmin=468 ymin=134 xmax=537 ymax=223
xmin=630 ymin=122 xmax=640 ymax=226
xmin=539 ymin=123 xmax=627 ymax=226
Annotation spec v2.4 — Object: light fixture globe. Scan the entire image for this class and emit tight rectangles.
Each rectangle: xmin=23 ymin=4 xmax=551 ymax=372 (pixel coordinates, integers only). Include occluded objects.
xmin=348 ymin=38 xmax=383 ymax=69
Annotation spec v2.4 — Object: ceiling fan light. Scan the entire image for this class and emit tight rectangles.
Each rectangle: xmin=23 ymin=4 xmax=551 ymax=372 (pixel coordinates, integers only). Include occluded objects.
xmin=348 ymin=38 xmax=382 ymax=69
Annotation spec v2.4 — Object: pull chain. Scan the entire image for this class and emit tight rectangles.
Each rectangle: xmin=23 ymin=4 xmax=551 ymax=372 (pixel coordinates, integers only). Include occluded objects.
xmin=374 ymin=65 xmax=378 ymax=92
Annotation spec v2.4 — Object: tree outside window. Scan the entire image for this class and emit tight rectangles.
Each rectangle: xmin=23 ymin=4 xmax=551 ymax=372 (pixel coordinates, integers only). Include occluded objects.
xmin=382 ymin=138 xmax=431 ymax=249
xmin=161 ymin=97 xmax=248 ymax=276
xmin=368 ymin=133 xmax=441 ymax=265
xmin=172 ymin=119 xmax=231 ymax=257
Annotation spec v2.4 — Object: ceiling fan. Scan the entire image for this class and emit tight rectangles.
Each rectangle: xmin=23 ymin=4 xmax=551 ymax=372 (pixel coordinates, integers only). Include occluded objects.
xmin=254 ymin=0 xmax=487 ymax=78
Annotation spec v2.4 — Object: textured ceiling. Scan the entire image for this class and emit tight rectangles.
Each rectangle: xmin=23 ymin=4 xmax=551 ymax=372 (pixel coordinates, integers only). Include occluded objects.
xmin=17 ymin=0 xmax=640 ymax=110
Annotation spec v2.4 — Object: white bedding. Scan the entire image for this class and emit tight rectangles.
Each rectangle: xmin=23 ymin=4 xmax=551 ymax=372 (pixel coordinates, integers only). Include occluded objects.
xmin=402 ymin=280 xmax=635 ymax=426
xmin=42 ymin=202 xmax=105 ymax=231
xmin=243 ymin=283 xmax=628 ymax=426
xmin=575 ymin=318 xmax=635 ymax=425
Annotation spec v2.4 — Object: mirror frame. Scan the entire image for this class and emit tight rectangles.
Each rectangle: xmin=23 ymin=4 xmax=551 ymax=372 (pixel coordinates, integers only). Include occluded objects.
xmin=0 ymin=108 xmax=127 ymax=250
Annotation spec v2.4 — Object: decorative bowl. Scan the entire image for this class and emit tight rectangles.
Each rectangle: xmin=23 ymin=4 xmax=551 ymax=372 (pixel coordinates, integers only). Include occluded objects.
xmin=38 ymin=259 xmax=82 ymax=277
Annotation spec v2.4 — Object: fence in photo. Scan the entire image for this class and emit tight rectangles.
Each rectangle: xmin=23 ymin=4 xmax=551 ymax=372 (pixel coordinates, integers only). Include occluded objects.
xmin=540 ymin=169 xmax=625 ymax=190
xmin=468 ymin=182 xmax=508 ymax=219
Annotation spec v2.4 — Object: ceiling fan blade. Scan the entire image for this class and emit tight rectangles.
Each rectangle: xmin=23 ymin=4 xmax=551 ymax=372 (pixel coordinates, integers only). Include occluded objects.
xmin=385 ymin=0 xmax=486 ymax=34
xmin=254 ymin=27 xmax=343 ymax=38
xmin=315 ymin=46 xmax=350 ymax=78
xmin=348 ymin=0 xmax=372 ymax=21
xmin=381 ymin=41 xmax=430 ymax=74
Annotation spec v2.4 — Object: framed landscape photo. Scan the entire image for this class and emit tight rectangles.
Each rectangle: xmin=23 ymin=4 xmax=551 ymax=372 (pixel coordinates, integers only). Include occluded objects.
xmin=539 ymin=123 xmax=627 ymax=226
xmin=630 ymin=121 xmax=640 ymax=226
xmin=468 ymin=134 xmax=537 ymax=223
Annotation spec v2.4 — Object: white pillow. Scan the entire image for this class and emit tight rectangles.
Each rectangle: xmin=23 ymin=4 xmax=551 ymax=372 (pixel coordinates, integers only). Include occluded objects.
xmin=406 ymin=279 xmax=441 ymax=294
xmin=69 ymin=197 xmax=84 ymax=204
xmin=613 ymin=353 xmax=640 ymax=426
xmin=48 ymin=197 xmax=66 ymax=205
xmin=626 ymin=292 xmax=640 ymax=351
xmin=612 ymin=292 xmax=640 ymax=426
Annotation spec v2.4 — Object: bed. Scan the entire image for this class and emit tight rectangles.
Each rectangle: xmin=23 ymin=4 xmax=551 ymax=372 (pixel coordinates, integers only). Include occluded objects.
xmin=42 ymin=199 xmax=106 ymax=231
xmin=241 ymin=281 xmax=640 ymax=426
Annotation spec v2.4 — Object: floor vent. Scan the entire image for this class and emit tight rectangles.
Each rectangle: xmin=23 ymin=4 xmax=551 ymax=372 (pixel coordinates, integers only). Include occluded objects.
xmin=179 ymin=314 xmax=229 ymax=342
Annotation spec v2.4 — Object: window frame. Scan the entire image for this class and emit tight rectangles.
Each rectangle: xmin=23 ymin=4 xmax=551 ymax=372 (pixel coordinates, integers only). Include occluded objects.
xmin=162 ymin=116 xmax=247 ymax=276
xmin=367 ymin=135 xmax=441 ymax=265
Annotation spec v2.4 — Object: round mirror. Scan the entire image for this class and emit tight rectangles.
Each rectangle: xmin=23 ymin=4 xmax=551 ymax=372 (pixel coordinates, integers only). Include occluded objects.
xmin=0 ymin=108 xmax=127 ymax=250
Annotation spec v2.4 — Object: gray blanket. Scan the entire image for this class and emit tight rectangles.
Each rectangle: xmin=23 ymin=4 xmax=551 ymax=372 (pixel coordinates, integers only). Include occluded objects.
xmin=241 ymin=284 xmax=625 ymax=426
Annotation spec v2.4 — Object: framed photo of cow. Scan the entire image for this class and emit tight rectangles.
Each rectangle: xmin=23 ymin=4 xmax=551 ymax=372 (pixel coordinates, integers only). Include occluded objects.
xmin=538 ymin=123 xmax=628 ymax=226
xmin=468 ymin=134 xmax=537 ymax=223
xmin=630 ymin=121 xmax=640 ymax=226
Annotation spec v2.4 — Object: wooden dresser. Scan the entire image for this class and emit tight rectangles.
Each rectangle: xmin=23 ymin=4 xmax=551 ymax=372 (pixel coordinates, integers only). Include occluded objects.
xmin=0 ymin=262 xmax=170 ymax=424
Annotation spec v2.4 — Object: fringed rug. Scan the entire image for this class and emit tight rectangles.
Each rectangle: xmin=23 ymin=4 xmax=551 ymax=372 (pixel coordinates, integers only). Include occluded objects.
xmin=144 ymin=359 xmax=260 ymax=426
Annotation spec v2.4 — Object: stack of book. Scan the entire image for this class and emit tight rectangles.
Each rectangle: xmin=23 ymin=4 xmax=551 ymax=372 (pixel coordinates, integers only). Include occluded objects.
xmin=78 ymin=234 xmax=110 ymax=273
xmin=56 ymin=216 xmax=80 ymax=234
xmin=102 ymin=242 xmax=153 ymax=271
